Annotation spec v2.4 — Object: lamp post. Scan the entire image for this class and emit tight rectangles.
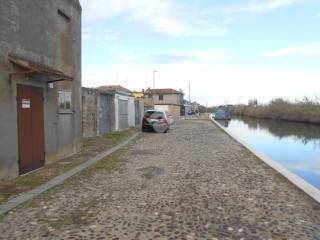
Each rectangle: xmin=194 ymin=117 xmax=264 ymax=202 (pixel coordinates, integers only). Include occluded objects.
xmin=153 ymin=70 xmax=157 ymax=89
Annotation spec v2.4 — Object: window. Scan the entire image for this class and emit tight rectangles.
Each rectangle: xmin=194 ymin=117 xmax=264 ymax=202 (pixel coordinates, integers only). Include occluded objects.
xmin=58 ymin=91 xmax=72 ymax=112
xmin=159 ymin=94 xmax=164 ymax=101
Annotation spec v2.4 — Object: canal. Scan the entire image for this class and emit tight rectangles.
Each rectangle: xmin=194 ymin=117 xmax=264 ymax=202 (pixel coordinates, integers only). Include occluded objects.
xmin=217 ymin=116 xmax=320 ymax=189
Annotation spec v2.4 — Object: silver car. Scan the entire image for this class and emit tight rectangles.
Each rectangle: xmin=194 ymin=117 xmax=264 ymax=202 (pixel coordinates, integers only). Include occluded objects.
xmin=142 ymin=110 xmax=173 ymax=133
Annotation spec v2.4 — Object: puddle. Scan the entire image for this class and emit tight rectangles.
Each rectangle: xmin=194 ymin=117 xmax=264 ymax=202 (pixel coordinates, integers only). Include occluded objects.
xmin=139 ymin=166 xmax=165 ymax=179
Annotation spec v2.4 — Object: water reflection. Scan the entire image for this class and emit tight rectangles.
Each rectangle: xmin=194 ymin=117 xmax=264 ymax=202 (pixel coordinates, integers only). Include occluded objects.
xmin=219 ymin=116 xmax=320 ymax=189
xmin=216 ymin=119 xmax=230 ymax=127
xmin=232 ymin=116 xmax=320 ymax=149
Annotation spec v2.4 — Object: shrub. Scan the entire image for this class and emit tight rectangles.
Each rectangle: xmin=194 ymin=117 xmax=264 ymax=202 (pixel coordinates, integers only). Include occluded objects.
xmin=232 ymin=98 xmax=320 ymax=124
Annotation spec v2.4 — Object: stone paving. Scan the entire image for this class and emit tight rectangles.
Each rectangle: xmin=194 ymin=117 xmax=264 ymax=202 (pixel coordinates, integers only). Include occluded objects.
xmin=0 ymin=120 xmax=320 ymax=239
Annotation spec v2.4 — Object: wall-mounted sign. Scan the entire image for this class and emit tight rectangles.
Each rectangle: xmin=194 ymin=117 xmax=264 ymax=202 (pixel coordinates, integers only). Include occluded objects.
xmin=22 ymin=99 xmax=31 ymax=109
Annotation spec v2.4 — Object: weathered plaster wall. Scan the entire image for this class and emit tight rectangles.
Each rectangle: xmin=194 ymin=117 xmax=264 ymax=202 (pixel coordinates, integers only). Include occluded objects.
xmin=0 ymin=0 xmax=82 ymax=179
xmin=154 ymin=105 xmax=181 ymax=117
xmin=82 ymin=88 xmax=98 ymax=138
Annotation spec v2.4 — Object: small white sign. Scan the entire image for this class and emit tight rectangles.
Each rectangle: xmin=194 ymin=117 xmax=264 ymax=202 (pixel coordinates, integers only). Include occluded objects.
xmin=22 ymin=99 xmax=31 ymax=109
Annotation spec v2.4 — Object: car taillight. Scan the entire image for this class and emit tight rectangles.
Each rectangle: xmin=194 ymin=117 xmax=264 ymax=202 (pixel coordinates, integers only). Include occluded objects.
xmin=159 ymin=117 xmax=167 ymax=124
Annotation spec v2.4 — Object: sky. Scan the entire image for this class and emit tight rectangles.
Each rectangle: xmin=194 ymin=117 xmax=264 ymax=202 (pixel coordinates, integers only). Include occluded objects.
xmin=79 ymin=0 xmax=320 ymax=106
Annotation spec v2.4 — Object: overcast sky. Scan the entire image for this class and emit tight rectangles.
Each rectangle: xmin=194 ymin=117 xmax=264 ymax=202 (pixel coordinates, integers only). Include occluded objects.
xmin=79 ymin=0 xmax=320 ymax=105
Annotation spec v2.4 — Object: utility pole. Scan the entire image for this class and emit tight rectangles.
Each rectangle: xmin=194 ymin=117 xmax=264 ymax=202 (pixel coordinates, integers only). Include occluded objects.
xmin=153 ymin=70 xmax=157 ymax=89
xmin=188 ymin=82 xmax=191 ymax=103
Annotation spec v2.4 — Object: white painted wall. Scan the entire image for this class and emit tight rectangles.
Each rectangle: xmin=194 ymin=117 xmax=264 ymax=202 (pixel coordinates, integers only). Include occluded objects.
xmin=154 ymin=105 xmax=169 ymax=112
xmin=114 ymin=94 xmax=119 ymax=131
xmin=128 ymin=96 xmax=135 ymax=127
xmin=114 ymin=93 xmax=136 ymax=131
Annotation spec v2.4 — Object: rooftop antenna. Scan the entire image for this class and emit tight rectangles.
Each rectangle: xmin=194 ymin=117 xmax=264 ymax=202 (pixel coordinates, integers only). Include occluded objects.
xmin=145 ymin=71 xmax=148 ymax=88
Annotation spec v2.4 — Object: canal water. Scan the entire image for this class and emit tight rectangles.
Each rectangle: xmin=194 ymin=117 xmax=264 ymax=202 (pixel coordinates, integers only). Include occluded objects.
xmin=217 ymin=116 xmax=320 ymax=189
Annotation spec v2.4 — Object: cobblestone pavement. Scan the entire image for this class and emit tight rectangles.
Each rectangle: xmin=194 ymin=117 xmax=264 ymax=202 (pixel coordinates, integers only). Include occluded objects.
xmin=1 ymin=120 xmax=320 ymax=240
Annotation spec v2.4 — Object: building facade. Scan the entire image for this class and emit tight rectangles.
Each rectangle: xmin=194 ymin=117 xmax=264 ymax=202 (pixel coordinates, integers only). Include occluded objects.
xmin=131 ymin=92 xmax=145 ymax=126
xmin=0 ymin=0 xmax=82 ymax=179
xmin=144 ymin=88 xmax=184 ymax=117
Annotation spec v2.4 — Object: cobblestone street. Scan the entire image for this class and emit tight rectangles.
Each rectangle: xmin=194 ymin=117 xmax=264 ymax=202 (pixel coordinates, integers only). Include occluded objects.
xmin=0 ymin=120 xmax=319 ymax=239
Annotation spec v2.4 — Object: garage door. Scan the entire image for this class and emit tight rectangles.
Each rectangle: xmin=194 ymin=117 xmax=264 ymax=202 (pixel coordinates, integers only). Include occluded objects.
xmin=99 ymin=94 xmax=110 ymax=134
xmin=135 ymin=101 xmax=140 ymax=125
xmin=118 ymin=99 xmax=128 ymax=130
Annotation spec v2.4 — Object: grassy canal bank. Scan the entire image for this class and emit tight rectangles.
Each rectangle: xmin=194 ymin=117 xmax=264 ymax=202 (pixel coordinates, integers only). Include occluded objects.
xmin=232 ymin=98 xmax=320 ymax=124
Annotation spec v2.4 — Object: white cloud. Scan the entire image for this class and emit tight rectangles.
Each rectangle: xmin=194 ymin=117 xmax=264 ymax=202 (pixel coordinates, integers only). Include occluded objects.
xmin=112 ymin=49 xmax=229 ymax=64
xmin=263 ymin=42 xmax=320 ymax=58
xmin=82 ymin=27 xmax=119 ymax=45
xmin=226 ymin=0 xmax=297 ymax=13
xmin=150 ymin=50 xmax=229 ymax=63
xmin=83 ymin=62 xmax=320 ymax=105
xmin=79 ymin=0 xmax=227 ymax=37
xmin=118 ymin=53 xmax=142 ymax=62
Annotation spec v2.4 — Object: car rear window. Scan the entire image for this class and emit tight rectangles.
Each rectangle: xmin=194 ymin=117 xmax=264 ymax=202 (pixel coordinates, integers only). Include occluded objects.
xmin=144 ymin=111 xmax=155 ymax=117
xmin=144 ymin=111 xmax=165 ymax=119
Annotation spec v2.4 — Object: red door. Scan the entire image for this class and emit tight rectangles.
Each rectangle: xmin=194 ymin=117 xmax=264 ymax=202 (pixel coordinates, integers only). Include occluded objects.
xmin=17 ymin=85 xmax=45 ymax=174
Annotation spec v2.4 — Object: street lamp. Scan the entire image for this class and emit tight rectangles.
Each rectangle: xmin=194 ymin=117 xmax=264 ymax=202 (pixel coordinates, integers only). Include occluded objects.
xmin=153 ymin=70 xmax=157 ymax=89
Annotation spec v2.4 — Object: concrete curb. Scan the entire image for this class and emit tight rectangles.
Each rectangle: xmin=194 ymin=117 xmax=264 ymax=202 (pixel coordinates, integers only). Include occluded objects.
xmin=209 ymin=117 xmax=320 ymax=204
xmin=0 ymin=132 xmax=141 ymax=215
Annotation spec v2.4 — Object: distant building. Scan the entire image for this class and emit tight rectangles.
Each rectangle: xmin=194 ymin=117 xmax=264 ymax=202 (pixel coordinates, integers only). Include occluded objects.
xmin=144 ymin=88 xmax=184 ymax=117
xmin=191 ymin=102 xmax=201 ymax=112
xmin=131 ymin=91 xmax=144 ymax=99
xmin=0 ymin=0 xmax=82 ymax=179
xmin=248 ymin=99 xmax=258 ymax=106
xmin=183 ymin=100 xmax=192 ymax=116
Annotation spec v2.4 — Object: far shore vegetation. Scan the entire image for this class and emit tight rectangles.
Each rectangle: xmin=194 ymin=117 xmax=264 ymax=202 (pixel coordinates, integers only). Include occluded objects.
xmin=232 ymin=97 xmax=320 ymax=125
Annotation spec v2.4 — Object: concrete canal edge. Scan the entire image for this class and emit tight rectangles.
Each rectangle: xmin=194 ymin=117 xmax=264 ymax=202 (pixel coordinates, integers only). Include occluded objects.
xmin=209 ymin=117 xmax=320 ymax=204
xmin=0 ymin=132 xmax=141 ymax=216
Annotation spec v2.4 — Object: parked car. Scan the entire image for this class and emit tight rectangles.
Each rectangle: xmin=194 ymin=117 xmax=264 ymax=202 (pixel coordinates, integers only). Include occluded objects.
xmin=187 ymin=110 xmax=199 ymax=116
xmin=165 ymin=111 xmax=174 ymax=126
xmin=188 ymin=110 xmax=195 ymax=115
xmin=142 ymin=110 xmax=172 ymax=132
